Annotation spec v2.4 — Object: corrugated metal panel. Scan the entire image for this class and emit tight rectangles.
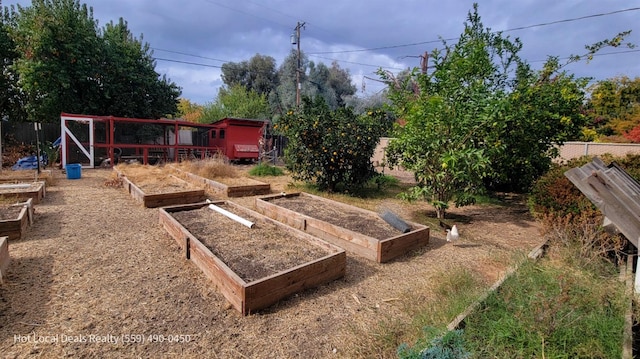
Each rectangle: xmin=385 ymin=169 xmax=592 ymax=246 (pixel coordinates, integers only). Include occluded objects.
xmin=565 ymin=158 xmax=640 ymax=249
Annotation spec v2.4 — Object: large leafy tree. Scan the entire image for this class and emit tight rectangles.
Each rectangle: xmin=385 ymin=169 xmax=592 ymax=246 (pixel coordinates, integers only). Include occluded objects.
xmin=383 ymin=4 xmax=596 ymax=217
xmin=221 ymin=54 xmax=278 ymax=97
xmin=488 ymin=59 xmax=589 ymax=191
xmin=585 ymin=76 xmax=640 ymax=142
xmin=9 ymin=0 xmax=103 ymax=122
xmin=272 ymin=49 xmax=308 ymax=114
xmin=6 ymin=0 xmax=180 ymax=123
xmin=99 ymin=18 xmax=180 ymax=118
xmin=0 ymin=7 xmax=22 ymax=121
xmin=176 ymin=98 xmax=203 ymax=123
xmin=279 ymin=96 xmax=393 ymax=192
xmin=200 ymin=83 xmax=270 ymax=123
xmin=307 ymin=61 xmax=357 ymax=109
xmin=382 ymin=4 xmax=517 ymax=218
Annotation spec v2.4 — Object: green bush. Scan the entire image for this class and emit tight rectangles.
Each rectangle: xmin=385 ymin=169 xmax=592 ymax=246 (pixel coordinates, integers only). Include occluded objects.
xmin=278 ymin=97 xmax=393 ymax=192
xmin=248 ymin=163 xmax=284 ymax=176
xmin=528 ymin=154 xmax=640 ymax=262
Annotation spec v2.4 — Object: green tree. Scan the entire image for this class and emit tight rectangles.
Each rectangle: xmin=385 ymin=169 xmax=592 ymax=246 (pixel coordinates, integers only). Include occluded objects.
xmin=200 ymin=83 xmax=270 ymax=123
xmin=221 ymin=53 xmax=278 ymax=96
xmin=9 ymin=0 xmax=103 ymax=122
xmin=487 ymin=58 xmax=589 ymax=191
xmin=382 ymin=4 xmax=516 ymax=218
xmin=6 ymin=0 xmax=180 ymax=123
xmin=99 ymin=18 xmax=180 ymax=118
xmin=278 ymin=96 xmax=393 ymax=192
xmin=176 ymin=98 xmax=203 ymax=122
xmin=272 ymin=49 xmax=308 ymax=113
xmin=0 ymin=7 xmax=23 ymax=121
xmin=585 ymin=76 xmax=640 ymax=141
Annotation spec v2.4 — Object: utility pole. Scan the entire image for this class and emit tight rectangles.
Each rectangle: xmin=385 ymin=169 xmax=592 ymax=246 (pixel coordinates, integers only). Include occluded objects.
xmin=292 ymin=21 xmax=305 ymax=107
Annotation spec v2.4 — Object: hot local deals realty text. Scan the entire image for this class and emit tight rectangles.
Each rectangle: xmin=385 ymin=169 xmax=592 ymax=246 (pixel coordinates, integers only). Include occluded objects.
xmin=15 ymin=333 xmax=120 ymax=344
xmin=14 ymin=333 xmax=192 ymax=344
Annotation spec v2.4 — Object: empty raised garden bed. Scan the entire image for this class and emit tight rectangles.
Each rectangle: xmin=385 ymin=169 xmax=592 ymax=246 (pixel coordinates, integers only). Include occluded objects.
xmin=114 ymin=165 xmax=205 ymax=208
xmin=0 ymin=182 xmax=46 ymax=204
xmin=159 ymin=200 xmax=346 ymax=315
xmin=256 ymin=192 xmax=430 ymax=263
xmin=171 ymin=165 xmax=270 ymax=197
xmin=0 ymin=198 xmax=33 ymax=241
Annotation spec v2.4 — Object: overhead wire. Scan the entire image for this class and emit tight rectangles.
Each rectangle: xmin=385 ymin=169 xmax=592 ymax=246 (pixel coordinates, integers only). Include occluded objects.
xmin=149 ymin=5 xmax=639 ymax=85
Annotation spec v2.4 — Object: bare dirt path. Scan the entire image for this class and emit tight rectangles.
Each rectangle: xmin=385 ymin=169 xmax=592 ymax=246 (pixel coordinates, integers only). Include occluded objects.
xmin=0 ymin=168 xmax=543 ymax=358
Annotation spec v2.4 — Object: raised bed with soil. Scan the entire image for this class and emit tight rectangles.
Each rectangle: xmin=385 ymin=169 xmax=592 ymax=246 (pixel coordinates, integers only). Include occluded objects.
xmin=114 ymin=165 xmax=205 ymax=208
xmin=170 ymin=165 xmax=270 ymax=197
xmin=159 ymin=200 xmax=346 ymax=315
xmin=0 ymin=198 xmax=33 ymax=241
xmin=0 ymin=181 xmax=46 ymax=204
xmin=256 ymin=192 xmax=430 ymax=263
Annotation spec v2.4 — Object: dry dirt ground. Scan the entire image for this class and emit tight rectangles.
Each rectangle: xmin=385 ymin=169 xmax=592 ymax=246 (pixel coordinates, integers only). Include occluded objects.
xmin=0 ymin=167 xmax=543 ymax=358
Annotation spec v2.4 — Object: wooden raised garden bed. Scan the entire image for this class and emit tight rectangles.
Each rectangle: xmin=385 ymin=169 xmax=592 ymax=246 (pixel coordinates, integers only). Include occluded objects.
xmin=0 ymin=236 xmax=8 ymax=284
xmin=114 ymin=166 xmax=205 ymax=208
xmin=0 ymin=198 xmax=33 ymax=241
xmin=255 ymin=192 xmax=430 ymax=263
xmin=159 ymin=200 xmax=346 ymax=315
xmin=0 ymin=181 xmax=46 ymax=204
xmin=171 ymin=165 xmax=270 ymax=197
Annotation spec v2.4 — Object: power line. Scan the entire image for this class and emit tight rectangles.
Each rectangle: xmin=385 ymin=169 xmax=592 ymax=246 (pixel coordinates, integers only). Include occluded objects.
xmin=503 ymin=7 xmax=640 ymax=33
xmin=308 ymin=54 xmax=406 ymax=71
xmin=154 ymin=58 xmax=222 ymax=68
xmin=307 ymin=7 xmax=640 ymax=55
xmin=151 ymin=6 xmax=639 ymax=77
xmin=152 ymin=48 xmax=229 ymax=63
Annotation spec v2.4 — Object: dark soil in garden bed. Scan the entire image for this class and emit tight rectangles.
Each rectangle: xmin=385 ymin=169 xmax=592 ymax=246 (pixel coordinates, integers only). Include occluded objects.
xmin=170 ymin=205 xmax=333 ymax=282
xmin=0 ymin=205 xmax=22 ymax=221
xmin=269 ymin=195 xmax=401 ymax=239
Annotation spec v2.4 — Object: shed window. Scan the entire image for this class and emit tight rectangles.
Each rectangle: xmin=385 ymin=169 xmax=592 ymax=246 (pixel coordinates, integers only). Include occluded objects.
xmin=211 ymin=130 xmax=216 ymax=139
xmin=220 ymin=129 xmax=225 ymax=139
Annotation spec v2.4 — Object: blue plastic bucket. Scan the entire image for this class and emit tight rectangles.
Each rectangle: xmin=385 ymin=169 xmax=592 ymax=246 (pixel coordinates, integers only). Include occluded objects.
xmin=66 ymin=164 xmax=82 ymax=180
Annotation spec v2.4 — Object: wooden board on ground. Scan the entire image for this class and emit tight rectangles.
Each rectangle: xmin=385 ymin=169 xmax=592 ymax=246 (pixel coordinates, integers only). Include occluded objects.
xmin=171 ymin=165 xmax=270 ymax=197
xmin=0 ymin=198 xmax=33 ymax=241
xmin=0 ymin=236 xmax=8 ymax=284
xmin=159 ymin=200 xmax=346 ymax=315
xmin=0 ymin=181 xmax=46 ymax=204
xmin=255 ymin=192 xmax=430 ymax=263
xmin=114 ymin=166 xmax=205 ymax=208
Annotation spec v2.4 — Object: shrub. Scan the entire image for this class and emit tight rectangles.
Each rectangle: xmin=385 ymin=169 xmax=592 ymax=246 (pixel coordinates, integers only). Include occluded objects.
xmin=249 ymin=163 xmax=284 ymax=176
xmin=528 ymin=154 xmax=640 ymax=262
xmin=278 ymin=97 xmax=393 ymax=192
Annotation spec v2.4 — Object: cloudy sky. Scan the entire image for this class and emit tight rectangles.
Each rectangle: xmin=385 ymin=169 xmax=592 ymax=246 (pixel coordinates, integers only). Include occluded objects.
xmin=4 ymin=0 xmax=640 ymax=105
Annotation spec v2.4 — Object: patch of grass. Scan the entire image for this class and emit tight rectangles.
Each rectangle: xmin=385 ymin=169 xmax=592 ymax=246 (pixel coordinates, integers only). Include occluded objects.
xmin=346 ymin=268 xmax=484 ymax=358
xmin=463 ymin=248 xmax=625 ymax=358
xmin=248 ymin=163 xmax=284 ymax=176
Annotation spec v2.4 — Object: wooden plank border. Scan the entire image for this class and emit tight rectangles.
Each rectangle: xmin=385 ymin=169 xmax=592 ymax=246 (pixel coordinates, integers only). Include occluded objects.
xmin=159 ymin=200 xmax=346 ymax=315
xmin=0 ymin=182 xmax=46 ymax=204
xmin=170 ymin=165 xmax=271 ymax=197
xmin=0 ymin=198 xmax=33 ymax=241
xmin=255 ymin=192 xmax=430 ymax=263
xmin=114 ymin=168 xmax=205 ymax=208
xmin=0 ymin=236 xmax=8 ymax=284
